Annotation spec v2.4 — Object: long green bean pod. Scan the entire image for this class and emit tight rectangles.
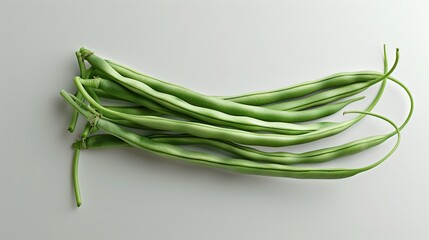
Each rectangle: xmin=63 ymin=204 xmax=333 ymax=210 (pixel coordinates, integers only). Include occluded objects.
xmin=62 ymin=90 xmax=400 ymax=180
xmin=72 ymin=132 xmax=386 ymax=165
xmin=106 ymin=60 xmax=380 ymax=106
xmin=265 ymin=79 xmax=377 ymax=110
xmin=78 ymin=77 xmax=330 ymax=135
xmin=71 ymin=48 xmax=395 ymax=146
xmin=74 ymin=73 xmax=413 ymax=165
xmin=75 ymin=47 xmax=408 ymax=149
xmin=80 ymin=47 xmax=398 ymax=124
xmin=67 ymin=52 xmax=88 ymax=133
xmin=221 ymin=73 xmax=380 ymax=105
xmin=86 ymin=74 xmax=366 ymax=123
xmin=68 ymin=77 xmax=387 ymax=147
xmin=93 ymin=66 xmax=378 ymax=112
xmin=63 ymin=45 xmax=411 ymax=209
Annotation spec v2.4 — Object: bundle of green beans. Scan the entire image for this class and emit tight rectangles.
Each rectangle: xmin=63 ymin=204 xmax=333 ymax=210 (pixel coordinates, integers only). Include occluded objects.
xmin=61 ymin=45 xmax=413 ymax=207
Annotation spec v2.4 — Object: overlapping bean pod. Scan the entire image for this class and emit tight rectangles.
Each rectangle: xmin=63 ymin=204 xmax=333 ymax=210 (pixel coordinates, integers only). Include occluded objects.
xmin=71 ymin=73 xmax=413 ymax=166
xmin=82 ymin=47 xmax=397 ymax=124
xmin=65 ymin=92 xmax=399 ymax=180
xmin=62 ymin=45 xmax=412 ymax=207
xmin=62 ymin=91 xmax=401 ymax=205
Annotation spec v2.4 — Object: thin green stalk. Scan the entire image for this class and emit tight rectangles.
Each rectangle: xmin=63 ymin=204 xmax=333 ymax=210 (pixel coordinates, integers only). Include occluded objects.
xmin=72 ymin=123 xmax=92 ymax=207
xmin=68 ymin=53 xmax=95 ymax=132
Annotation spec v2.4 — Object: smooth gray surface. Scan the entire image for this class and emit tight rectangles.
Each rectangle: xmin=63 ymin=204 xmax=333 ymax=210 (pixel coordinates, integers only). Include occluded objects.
xmin=1 ymin=0 xmax=428 ymax=239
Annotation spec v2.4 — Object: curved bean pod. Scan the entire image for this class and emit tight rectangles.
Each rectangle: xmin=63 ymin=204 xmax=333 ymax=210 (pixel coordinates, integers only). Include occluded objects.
xmin=68 ymin=52 xmax=93 ymax=133
xmin=265 ymin=79 xmax=376 ymax=110
xmin=70 ymin=86 xmax=319 ymax=146
xmin=86 ymin=76 xmax=366 ymax=123
xmin=73 ymin=47 xmax=406 ymax=148
xmin=81 ymin=47 xmax=397 ymax=124
xmin=91 ymin=79 xmax=365 ymax=125
xmin=89 ymin=68 xmax=368 ymax=115
xmin=73 ymin=70 xmax=414 ymax=166
xmin=79 ymin=77 xmax=328 ymax=134
xmin=99 ymin=97 xmax=365 ymax=130
xmin=62 ymin=91 xmax=400 ymax=179
xmin=73 ymin=133 xmax=386 ymax=165
xmin=106 ymin=60 xmax=380 ymax=106
xmin=222 ymin=73 xmax=379 ymax=105
xmin=67 ymin=79 xmax=382 ymax=147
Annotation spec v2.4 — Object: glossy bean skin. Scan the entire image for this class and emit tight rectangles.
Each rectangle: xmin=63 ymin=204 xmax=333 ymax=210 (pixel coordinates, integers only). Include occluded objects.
xmin=94 ymin=66 xmax=376 ymax=113
xmin=79 ymin=77 xmax=331 ymax=135
xmin=74 ymin=133 xmax=388 ymax=165
xmin=73 ymin=73 xmax=390 ymax=147
xmin=71 ymin=48 xmax=397 ymax=146
xmin=265 ymin=79 xmax=376 ymax=110
xmin=221 ymin=73 xmax=380 ymax=105
xmin=61 ymin=91 xmax=400 ymax=179
xmin=79 ymin=76 xmax=179 ymax=116
xmin=73 ymin=70 xmax=415 ymax=166
xmin=81 ymin=47 xmax=397 ymax=124
xmin=72 ymin=84 xmax=318 ymax=146
xmin=72 ymin=81 xmax=368 ymax=146
xmin=86 ymin=74 xmax=366 ymax=123
xmin=68 ymin=52 xmax=92 ymax=132
xmin=100 ymin=97 xmax=363 ymax=132
xmin=106 ymin=59 xmax=380 ymax=106
xmin=105 ymin=94 xmax=365 ymax=124
xmin=64 ymin=46 xmax=413 ymax=208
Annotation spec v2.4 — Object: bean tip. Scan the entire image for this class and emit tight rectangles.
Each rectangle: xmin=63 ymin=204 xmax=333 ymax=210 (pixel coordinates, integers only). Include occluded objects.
xmin=79 ymin=47 xmax=94 ymax=59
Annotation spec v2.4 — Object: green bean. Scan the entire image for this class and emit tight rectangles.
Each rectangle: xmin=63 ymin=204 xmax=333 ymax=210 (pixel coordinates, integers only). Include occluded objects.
xmin=67 ymin=52 xmax=88 ymax=133
xmin=62 ymin=90 xmax=400 ymax=180
xmin=265 ymin=79 xmax=376 ymax=111
xmin=76 ymin=73 xmax=413 ymax=165
xmin=70 ymin=47 xmax=400 ymax=148
xmin=87 ymin=72 xmax=366 ymax=122
xmin=72 ymin=132 xmax=386 ymax=165
xmin=70 ymin=86 xmax=315 ymax=146
xmin=83 ymin=77 xmax=185 ymax=117
xmin=221 ymin=73 xmax=380 ymax=105
xmin=92 ymin=66 xmax=370 ymax=117
xmin=66 ymin=105 xmax=399 ymax=207
xmin=68 ymin=79 xmax=375 ymax=147
xmin=77 ymin=45 xmax=395 ymax=145
xmin=64 ymin=45 xmax=412 ymax=208
xmin=94 ymin=66 xmax=380 ymax=116
xmin=261 ymin=43 xmax=391 ymax=111
xmin=101 ymin=96 xmax=364 ymax=130
xmin=106 ymin=96 xmax=364 ymax=121
xmin=94 ymin=84 xmax=366 ymax=128
xmin=106 ymin=60 xmax=381 ymax=106
xmin=284 ymin=96 xmax=364 ymax=120
xmin=81 ymin=47 xmax=397 ymax=124
xmin=79 ymin=77 xmax=329 ymax=135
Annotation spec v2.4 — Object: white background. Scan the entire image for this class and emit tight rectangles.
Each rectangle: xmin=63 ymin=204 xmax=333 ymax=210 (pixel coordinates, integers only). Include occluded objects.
xmin=1 ymin=0 xmax=428 ymax=239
